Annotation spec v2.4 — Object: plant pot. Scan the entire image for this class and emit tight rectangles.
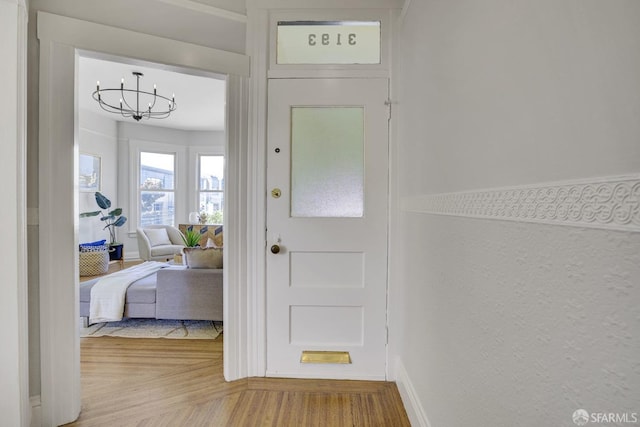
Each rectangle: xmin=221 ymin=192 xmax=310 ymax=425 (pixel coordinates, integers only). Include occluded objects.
xmin=109 ymin=243 xmax=123 ymax=261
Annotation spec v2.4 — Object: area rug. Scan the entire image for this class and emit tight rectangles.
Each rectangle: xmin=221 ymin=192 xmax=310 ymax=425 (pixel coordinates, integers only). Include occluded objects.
xmin=81 ymin=319 xmax=222 ymax=339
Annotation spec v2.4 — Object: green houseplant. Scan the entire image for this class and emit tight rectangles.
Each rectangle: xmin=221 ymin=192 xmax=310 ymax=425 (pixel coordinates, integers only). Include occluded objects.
xmin=181 ymin=228 xmax=202 ymax=247
xmin=80 ymin=192 xmax=127 ymax=260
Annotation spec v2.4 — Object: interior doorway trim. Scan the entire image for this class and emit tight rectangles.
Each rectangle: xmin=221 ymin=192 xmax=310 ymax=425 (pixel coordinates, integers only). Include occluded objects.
xmin=37 ymin=12 xmax=249 ymax=76
xmin=37 ymin=12 xmax=249 ymax=426
xmin=1 ymin=0 xmax=29 ymax=425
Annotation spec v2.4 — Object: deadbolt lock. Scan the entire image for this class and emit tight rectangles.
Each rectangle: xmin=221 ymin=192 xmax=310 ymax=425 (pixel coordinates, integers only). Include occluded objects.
xmin=271 ymin=188 xmax=282 ymax=198
xmin=270 ymin=244 xmax=281 ymax=254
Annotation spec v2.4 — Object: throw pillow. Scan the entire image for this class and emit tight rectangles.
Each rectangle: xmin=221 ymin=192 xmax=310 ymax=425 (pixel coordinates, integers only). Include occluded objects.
xmin=183 ymin=247 xmax=223 ymax=269
xmin=144 ymin=228 xmax=172 ymax=247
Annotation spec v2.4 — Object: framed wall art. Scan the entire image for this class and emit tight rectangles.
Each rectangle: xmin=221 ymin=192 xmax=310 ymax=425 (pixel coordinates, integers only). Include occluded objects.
xmin=79 ymin=153 xmax=101 ymax=192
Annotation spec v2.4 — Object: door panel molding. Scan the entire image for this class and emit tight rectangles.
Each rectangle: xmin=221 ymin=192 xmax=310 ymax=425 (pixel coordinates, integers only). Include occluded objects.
xmin=266 ymin=78 xmax=389 ymax=380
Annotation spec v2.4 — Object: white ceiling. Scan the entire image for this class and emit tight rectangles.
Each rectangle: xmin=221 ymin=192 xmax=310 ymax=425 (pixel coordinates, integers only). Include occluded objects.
xmin=79 ymin=56 xmax=226 ymax=131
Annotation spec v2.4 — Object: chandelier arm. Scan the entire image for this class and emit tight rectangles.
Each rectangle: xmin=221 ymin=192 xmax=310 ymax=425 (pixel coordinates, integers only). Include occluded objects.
xmin=148 ymin=93 xmax=158 ymax=111
xmin=119 ymin=87 xmax=137 ymax=116
xmin=97 ymin=100 xmax=123 ymax=115
xmin=93 ymin=90 xmax=132 ymax=116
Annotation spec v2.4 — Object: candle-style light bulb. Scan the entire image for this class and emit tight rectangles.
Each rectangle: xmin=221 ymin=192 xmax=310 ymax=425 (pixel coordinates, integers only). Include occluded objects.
xmin=121 ymin=78 xmax=124 ymax=89
xmin=96 ymin=81 xmax=100 ymax=91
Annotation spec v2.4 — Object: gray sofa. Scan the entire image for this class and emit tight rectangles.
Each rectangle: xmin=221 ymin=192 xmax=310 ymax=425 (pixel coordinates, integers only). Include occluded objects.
xmin=80 ymin=266 xmax=223 ymax=323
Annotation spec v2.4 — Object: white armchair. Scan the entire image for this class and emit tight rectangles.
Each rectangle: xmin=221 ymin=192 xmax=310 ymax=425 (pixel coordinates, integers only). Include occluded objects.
xmin=137 ymin=225 xmax=185 ymax=261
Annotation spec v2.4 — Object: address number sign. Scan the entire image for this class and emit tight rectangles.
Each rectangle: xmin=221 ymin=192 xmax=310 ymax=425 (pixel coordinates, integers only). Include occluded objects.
xmin=277 ymin=21 xmax=381 ymax=65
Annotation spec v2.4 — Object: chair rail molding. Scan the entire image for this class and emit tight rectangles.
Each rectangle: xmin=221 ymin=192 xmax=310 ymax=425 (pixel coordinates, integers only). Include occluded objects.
xmin=402 ymin=175 xmax=640 ymax=232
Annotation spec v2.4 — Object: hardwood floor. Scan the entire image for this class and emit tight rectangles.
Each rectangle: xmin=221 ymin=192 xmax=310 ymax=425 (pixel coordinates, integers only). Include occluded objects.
xmin=64 ymin=336 xmax=410 ymax=426
xmin=80 ymin=259 xmax=143 ymax=282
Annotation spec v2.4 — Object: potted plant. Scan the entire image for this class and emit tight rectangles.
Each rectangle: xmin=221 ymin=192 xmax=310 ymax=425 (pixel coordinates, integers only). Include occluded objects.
xmin=80 ymin=192 xmax=127 ymax=261
xmin=181 ymin=228 xmax=202 ymax=247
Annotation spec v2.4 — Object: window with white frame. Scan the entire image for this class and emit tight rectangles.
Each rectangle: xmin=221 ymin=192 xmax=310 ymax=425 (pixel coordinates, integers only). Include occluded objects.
xmin=139 ymin=151 xmax=176 ymax=226
xmin=198 ymin=154 xmax=224 ymax=224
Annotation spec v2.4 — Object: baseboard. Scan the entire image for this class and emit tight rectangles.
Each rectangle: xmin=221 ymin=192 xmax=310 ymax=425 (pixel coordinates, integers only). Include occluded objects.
xmin=30 ymin=395 xmax=41 ymax=427
xmin=124 ymin=251 xmax=140 ymax=261
xmin=394 ymin=358 xmax=432 ymax=427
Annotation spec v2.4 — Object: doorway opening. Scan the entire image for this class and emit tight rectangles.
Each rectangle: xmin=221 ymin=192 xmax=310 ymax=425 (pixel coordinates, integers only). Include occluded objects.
xmin=37 ymin=12 xmax=249 ymax=425
xmin=76 ymin=50 xmax=227 ymax=364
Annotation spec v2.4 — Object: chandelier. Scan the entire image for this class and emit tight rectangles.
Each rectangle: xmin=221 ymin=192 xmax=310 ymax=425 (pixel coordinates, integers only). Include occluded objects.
xmin=93 ymin=71 xmax=177 ymax=121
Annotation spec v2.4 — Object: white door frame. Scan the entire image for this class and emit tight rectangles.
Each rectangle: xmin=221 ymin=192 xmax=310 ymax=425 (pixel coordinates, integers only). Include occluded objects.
xmin=243 ymin=6 xmax=395 ymax=380
xmin=36 ymin=12 xmax=249 ymax=426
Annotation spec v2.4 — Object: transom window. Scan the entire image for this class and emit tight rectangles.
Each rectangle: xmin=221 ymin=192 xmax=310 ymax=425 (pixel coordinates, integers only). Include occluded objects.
xmin=276 ymin=20 xmax=381 ymax=65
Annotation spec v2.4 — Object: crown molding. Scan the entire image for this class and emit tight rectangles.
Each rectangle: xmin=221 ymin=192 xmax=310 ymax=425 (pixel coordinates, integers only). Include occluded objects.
xmin=402 ymin=175 xmax=640 ymax=232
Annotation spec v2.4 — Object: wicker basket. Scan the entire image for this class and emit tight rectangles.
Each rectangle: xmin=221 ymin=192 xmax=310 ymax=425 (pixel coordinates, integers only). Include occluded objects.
xmin=79 ymin=245 xmax=109 ymax=276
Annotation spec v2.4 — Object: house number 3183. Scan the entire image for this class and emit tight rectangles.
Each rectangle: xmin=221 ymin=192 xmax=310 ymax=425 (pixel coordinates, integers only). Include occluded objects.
xmin=308 ymin=33 xmax=357 ymax=46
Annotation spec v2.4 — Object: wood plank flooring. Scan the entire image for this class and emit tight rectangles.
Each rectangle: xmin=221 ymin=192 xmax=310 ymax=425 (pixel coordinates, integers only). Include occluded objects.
xmin=64 ymin=335 xmax=410 ymax=427
xmin=80 ymin=259 xmax=143 ymax=282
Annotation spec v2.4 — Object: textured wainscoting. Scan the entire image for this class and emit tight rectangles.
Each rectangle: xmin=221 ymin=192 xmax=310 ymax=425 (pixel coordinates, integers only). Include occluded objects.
xmin=394 ymin=212 xmax=640 ymax=426
xmin=396 ymin=175 xmax=640 ymax=426
xmin=402 ymin=175 xmax=640 ymax=232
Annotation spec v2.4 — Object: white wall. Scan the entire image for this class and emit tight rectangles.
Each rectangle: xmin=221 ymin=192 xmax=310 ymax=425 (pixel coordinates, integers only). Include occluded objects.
xmin=392 ymin=1 xmax=640 ymax=426
xmin=78 ymin=110 xmax=118 ymax=244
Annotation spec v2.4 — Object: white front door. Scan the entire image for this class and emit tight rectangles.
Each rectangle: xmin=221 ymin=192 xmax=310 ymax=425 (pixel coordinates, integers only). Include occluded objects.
xmin=266 ymin=78 xmax=389 ymax=380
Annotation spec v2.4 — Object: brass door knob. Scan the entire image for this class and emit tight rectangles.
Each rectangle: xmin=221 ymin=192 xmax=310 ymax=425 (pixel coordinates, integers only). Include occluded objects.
xmin=270 ymin=244 xmax=280 ymax=254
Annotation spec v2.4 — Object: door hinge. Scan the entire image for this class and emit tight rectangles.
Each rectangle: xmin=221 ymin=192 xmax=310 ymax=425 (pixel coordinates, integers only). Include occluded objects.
xmin=384 ymin=99 xmax=394 ymax=121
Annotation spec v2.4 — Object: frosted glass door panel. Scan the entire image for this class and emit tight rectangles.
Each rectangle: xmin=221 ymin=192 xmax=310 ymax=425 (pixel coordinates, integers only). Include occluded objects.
xmin=291 ymin=107 xmax=364 ymax=217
